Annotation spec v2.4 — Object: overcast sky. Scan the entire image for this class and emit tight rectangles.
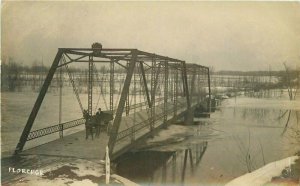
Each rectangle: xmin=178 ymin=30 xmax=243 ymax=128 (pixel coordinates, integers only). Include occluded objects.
xmin=2 ymin=1 xmax=300 ymax=71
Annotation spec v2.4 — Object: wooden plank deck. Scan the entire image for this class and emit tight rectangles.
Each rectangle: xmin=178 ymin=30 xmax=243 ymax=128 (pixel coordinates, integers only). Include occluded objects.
xmin=22 ymin=130 xmax=109 ymax=160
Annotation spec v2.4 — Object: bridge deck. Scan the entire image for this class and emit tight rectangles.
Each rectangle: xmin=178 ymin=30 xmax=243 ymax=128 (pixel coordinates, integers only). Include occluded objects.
xmin=21 ymin=97 xmax=203 ymax=160
xmin=22 ymin=130 xmax=109 ymax=160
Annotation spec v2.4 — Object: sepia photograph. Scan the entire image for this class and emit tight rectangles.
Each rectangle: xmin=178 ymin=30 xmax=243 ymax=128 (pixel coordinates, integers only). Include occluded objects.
xmin=1 ymin=1 xmax=300 ymax=185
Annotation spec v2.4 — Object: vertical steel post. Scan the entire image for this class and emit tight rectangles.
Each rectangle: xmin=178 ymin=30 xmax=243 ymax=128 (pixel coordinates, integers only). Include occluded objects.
xmin=88 ymin=56 xmax=93 ymax=115
xmin=110 ymin=60 xmax=114 ymax=114
xmin=131 ymin=64 xmax=136 ymax=142
xmin=163 ymin=61 xmax=168 ymax=128
xmin=182 ymin=62 xmax=191 ymax=110
xmin=174 ymin=67 xmax=178 ymax=117
xmin=197 ymin=68 xmax=201 ymax=104
xmin=190 ymin=69 xmax=196 ymax=104
xmin=181 ymin=70 xmax=187 ymax=97
xmin=182 ymin=62 xmax=192 ymax=125
xmin=151 ymin=63 xmax=161 ymax=106
xmin=170 ymin=68 xmax=174 ymax=102
xmin=151 ymin=59 xmax=156 ymax=105
xmin=125 ymin=61 xmax=130 ymax=115
xmin=108 ymin=50 xmax=137 ymax=155
xmin=137 ymin=64 xmax=142 ymax=110
xmin=59 ymin=62 xmax=63 ymax=138
xmin=150 ymin=58 xmax=156 ymax=131
xmin=207 ymin=68 xmax=211 ymax=113
xmin=15 ymin=49 xmax=63 ymax=154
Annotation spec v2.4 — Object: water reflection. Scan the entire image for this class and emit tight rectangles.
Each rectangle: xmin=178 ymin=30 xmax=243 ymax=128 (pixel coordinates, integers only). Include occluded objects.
xmin=114 ymin=142 xmax=208 ymax=186
xmin=220 ymin=107 xmax=287 ymax=127
xmin=279 ymin=110 xmax=300 ymax=146
xmin=240 ymin=108 xmax=279 ymax=124
xmin=281 ymin=110 xmax=292 ymax=135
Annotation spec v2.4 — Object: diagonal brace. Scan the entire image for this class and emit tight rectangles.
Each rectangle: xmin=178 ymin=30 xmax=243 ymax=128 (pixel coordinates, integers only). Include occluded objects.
xmin=108 ymin=50 xmax=137 ymax=155
xmin=15 ymin=49 xmax=63 ymax=154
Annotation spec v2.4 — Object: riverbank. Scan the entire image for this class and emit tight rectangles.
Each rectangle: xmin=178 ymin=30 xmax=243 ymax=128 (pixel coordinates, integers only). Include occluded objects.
xmin=225 ymin=155 xmax=299 ymax=186
xmin=2 ymin=155 xmax=139 ymax=186
xmin=1 ymin=129 xmax=139 ymax=186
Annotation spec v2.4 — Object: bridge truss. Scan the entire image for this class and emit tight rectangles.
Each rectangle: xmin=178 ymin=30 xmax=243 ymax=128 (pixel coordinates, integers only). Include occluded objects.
xmin=15 ymin=47 xmax=211 ymax=156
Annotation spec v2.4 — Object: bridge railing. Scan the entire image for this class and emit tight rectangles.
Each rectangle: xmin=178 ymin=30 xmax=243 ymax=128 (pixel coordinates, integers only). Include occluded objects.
xmin=128 ymin=97 xmax=164 ymax=110
xmin=116 ymin=110 xmax=170 ymax=142
xmin=25 ymin=97 xmax=166 ymax=141
xmin=116 ymin=101 xmax=187 ymax=142
xmin=26 ymin=118 xmax=85 ymax=141
xmin=26 ymin=96 xmax=197 ymax=142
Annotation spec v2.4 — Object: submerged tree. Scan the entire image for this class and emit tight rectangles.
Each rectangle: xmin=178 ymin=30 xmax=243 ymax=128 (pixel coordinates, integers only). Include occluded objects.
xmin=1 ymin=57 xmax=21 ymax=91
xmin=281 ymin=63 xmax=299 ymax=100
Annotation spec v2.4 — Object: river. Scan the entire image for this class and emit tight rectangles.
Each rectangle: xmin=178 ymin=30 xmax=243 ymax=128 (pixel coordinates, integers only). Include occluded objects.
xmin=114 ymin=94 xmax=300 ymax=186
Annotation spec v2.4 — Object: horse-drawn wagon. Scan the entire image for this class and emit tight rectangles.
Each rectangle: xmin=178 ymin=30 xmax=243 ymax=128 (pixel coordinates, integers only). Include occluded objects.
xmin=83 ymin=111 xmax=113 ymax=140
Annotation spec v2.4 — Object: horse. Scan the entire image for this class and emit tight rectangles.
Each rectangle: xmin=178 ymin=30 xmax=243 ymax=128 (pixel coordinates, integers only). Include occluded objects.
xmin=85 ymin=117 xmax=95 ymax=140
xmin=83 ymin=110 xmax=97 ymax=140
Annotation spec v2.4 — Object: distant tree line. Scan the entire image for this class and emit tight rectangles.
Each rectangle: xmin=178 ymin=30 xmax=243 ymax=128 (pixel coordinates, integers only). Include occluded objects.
xmin=214 ymin=67 xmax=300 ymax=100
xmin=2 ymin=57 xmax=299 ymax=94
xmin=213 ymin=70 xmax=298 ymax=77
xmin=1 ymin=57 xmax=126 ymax=91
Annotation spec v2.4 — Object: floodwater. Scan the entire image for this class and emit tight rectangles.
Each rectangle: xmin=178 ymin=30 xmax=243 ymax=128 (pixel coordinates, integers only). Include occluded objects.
xmin=1 ymin=88 xmax=116 ymax=154
xmin=114 ymin=94 xmax=300 ymax=186
xmin=1 ymin=89 xmax=300 ymax=186
xmin=1 ymin=87 xmax=163 ymax=155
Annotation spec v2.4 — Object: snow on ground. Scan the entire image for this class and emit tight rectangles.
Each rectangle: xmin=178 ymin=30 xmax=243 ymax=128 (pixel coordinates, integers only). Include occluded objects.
xmin=225 ymin=156 xmax=298 ymax=186
xmin=111 ymin=174 xmax=139 ymax=186
xmin=146 ymin=122 xmax=216 ymax=144
xmin=148 ymin=124 xmax=191 ymax=142
xmin=14 ymin=177 xmax=98 ymax=186
xmin=10 ymin=158 xmax=138 ymax=186
xmin=135 ymin=122 xmax=218 ymax=152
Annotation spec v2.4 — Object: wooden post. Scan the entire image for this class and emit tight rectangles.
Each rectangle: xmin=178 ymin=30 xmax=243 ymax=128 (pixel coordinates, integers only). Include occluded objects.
xmin=105 ymin=146 xmax=110 ymax=184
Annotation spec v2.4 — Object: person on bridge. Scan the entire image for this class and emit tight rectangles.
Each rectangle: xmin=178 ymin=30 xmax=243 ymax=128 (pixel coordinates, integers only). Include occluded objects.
xmin=95 ymin=108 xmax=103 ymax=138
xmin=96 ymin=108 xmax=102 ymax=116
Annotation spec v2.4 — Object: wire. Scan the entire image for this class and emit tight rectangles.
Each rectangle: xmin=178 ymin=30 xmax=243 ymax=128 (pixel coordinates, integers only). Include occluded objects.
xmin=93 ymin=64 xmax=108 ymax=112
xmin=63 ymin=56 xmax=84 ymax=113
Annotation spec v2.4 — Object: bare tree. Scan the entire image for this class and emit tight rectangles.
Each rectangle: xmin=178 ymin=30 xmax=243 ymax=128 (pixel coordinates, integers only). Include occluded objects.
xmin=283 ymin=62 xmax=299 ymax=100
xmin=1 ymin=57 xmax=20 ymax=91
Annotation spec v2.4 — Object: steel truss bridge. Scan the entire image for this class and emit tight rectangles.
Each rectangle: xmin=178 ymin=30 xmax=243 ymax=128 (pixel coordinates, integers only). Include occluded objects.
xmin=15 ymin=46 xmax=211 ymax=158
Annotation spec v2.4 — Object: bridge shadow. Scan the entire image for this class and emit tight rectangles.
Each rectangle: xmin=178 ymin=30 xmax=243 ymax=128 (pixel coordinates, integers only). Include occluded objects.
xmin=114 ymin=141 xmax=208 ymax=185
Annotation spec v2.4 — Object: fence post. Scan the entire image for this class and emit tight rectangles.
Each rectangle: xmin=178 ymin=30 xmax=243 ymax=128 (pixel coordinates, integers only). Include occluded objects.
xmin=59 ymin=124 xmax=63 ymax=138
xmin=105 ymin=146 xmax=110 ymax=184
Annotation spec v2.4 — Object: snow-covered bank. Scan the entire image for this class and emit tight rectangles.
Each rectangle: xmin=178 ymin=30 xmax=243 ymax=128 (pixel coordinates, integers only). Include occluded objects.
xmin=225 ymin=156 xmax=298 ymax=186
xmin=9 ymin=158 xmax=139 ymax=186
